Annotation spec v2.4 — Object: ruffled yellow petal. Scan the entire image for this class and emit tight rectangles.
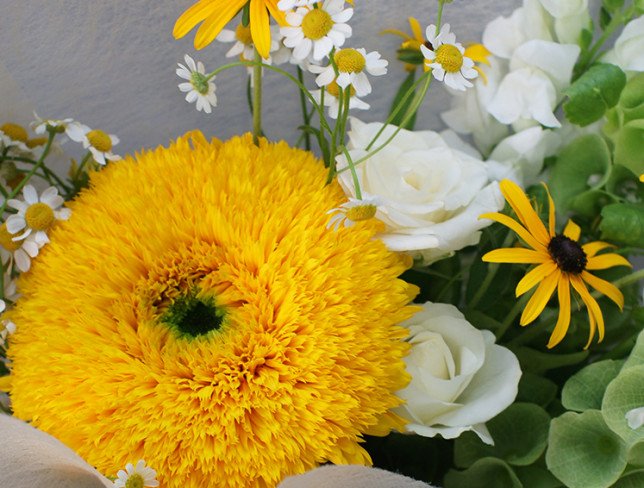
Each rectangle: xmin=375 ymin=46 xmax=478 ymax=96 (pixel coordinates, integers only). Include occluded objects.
xmin=586 ymin=253 xmax=631 ymax=271
xmin=480 ymin=212 xmax=546 ymax=251
xmin=0 ymin=375 xmax=11 ymax=392
xmin=483 ymin=247 xmax=549 ymax=264
xmin=581 ymin=271 xmax=625 ymax=309
xmin=547 ymin=274 xmax=571 ymax=349
xmin=520 ymin=270 xmax=560 ymax=325
xmin=563 ymin=220 xmax=581 ymax=241
xmin=516 ymin=261 xmax=558 ymax=296
xmin=194 ymin=0 xmax=247 ymax=49
xmin=582 ymin=241 xmax=615 ymax=258
xmin=570 ymin=275 xmax=605 ymax=347
xmin=409 ymin=17 xmax=424 ymax=43
xmin=499 ymin=179 xmax=550 ymax=246
xmin=250 ymin=0 xmax=271 ymax=59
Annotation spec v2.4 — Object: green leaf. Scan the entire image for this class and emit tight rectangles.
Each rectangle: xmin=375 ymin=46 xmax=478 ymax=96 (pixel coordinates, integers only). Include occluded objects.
xmin=454 ymin=403 xmax=550 ymax=468
xmin=396 ymin=48 xmax=424 ymax=65
xmin=599 ymin=203 xmax=644 ymax=248
xmin=602 ymin=365 xmax=644 ymax=446
xmin=612 ymin=470 xmax=644 ymax=488
xmin=549 ymin=134 xmax=611 ymax=215
xmin=546 ymin=410 xmax=628 ymax=488
xmin=517 ymin=372 xmax=558 ymax=407
xmin=623 ymin=329 xmax=644 ymax=370
xmin=388 ymin=70 xmax=417 ymax=129
xmin=602 ymin=0 xmax=624 ymax=12
xmin=561 ymin=360 xmax=624 ymax=412
xmin=599 ymin=7 xmax=612 ymax=30
xmin=613 ymin=120 xmax=644 ymax=176
xmin=445 ymin=458 xmax=523 ymax=488
xmin=510 ymin=346 xmax=589 ymax=374
xmin=514 ymin=466 xmax=564 ymax=488
xmin=628 ymin=441 xmax=644 ymax=467
xmin=563 ymin=63 xmax=627 ymax=126
xmin=579 ymin=29 xmax=593 ymax=51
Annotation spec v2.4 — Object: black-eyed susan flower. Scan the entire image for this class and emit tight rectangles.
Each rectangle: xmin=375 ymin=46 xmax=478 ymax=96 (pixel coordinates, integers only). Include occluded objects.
xmin=5 ymin=132 xmax=418 ymax=488
xmin=173 ymin=0 xmax=287 ymax=59
xmin=481 ymin=179 xmax=631 ymax=349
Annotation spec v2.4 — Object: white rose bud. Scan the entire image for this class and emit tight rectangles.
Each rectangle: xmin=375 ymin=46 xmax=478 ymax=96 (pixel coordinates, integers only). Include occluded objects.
xmin=396 ymin=302 xmax=522 ymax=445
xmin=336 ymin=118 xmax=503 ymax=264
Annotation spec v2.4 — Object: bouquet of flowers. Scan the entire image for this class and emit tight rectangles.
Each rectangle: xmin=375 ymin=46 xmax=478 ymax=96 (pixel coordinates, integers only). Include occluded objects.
xmin=0 ymin=0 xmax=643 ymax=487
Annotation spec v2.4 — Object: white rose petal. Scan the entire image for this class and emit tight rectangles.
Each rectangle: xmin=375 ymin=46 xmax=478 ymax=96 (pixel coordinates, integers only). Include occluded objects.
xmin=396 ymin=303 xmax=522 ymax=445
xmin=603 ymin=16 xmax=644 ymax=72
xmin=626 ymin=407 xmax=644 ymax=430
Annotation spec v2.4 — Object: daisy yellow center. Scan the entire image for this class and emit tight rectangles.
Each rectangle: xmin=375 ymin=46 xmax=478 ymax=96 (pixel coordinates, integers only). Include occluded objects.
xmin=346 ymin=204 xmax=377 ymax=222
xmin=235 ymin=24 xmax=253 ymax=45
xmin=301 ymin=9 xmax=333 ymax=40
xmin=548 ymin=235 xmax=587 ymax=274
xmin=334 ymin=49 xmax=366 ymax=74
xmin=86 ymin=130 xmax=112 ymax=152
xmin=25 ymin=203 xmax=56 ymax=231
xmin=190 ymin=71 xmax=210 ymax=95
xmin=1 ymin=123 xmax=28 ymax=143
xmin=326 ymin=80 xmax=355 ymax=98
xmin=435 ymin=44 xmax=463 ymax=73
xmin=0 ymin=223 xmax=21 ymax=252
xmin=125 ymin=474 xmax=145 ymax=488
xmin=26 ymin=137 xmax=48 ymax=149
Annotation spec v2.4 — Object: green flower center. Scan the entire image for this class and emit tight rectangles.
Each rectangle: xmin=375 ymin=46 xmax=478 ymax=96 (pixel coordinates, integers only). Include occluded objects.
xmin=125 ymin=473 xmax=145 ymax=488
xmin=334 ymin=49 xmax=366 ymax=74
xmin=190 ymin=71 xmax=210 ymax=95
xmin=0 ymin=223 xmax=21 ymax=252
xmin=87 ymin=130 xmax=112 ymax=152
xmin=162 ymin=292 xmax=225 ymax=338
xmin=302 ymin=9 xmax=333 ymax=40
xmin=548 ymin=235 xmax=587 ymax=274
xmin=1 ymin=123 xmax=28 ymax=143
xmin=25 ymin=203 xmax=56 ymax=231
xmin=346 ymin=204 xmax=377 ymax=222
xmin=435 ymin=44 xmax=463 ymax=73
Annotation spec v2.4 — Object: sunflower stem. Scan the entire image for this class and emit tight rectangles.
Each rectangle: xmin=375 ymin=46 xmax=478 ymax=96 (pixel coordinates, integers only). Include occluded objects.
xmin=252 ymin=48 xmax=263 ymax=146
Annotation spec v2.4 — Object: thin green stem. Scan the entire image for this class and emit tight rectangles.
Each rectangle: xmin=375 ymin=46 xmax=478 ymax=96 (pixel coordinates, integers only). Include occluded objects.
xmin=495 ymin=295 xmax=530 ymax=341
xmin=252 ymin=49 xmax=263 ymax=145
xmin=341 ymin=147 xmax=362 ymax=200
xmin=75 ymin=152 xmax=93 ymax=179
xmin=297 ymin=67 xmax=312 ymax=151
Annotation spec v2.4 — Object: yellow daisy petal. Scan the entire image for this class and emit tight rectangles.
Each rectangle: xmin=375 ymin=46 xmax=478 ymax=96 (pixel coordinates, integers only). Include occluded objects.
xmin=581 ymin=271 xmax=625 ymax=309
xmin=570 ymin=275 xmax=605 ymax=347
xmin=409 ymin=17 xmax=424 ymax=43
xmin=499 ymin=179 xmax=550 ymax=246
xmin=542 ymin=183 xmax=556 ymax=238
xmin=483 ymin=247 xmax=549 ymax=264
xmin=173 ymin=0 xmax=222 ymax=39
xmin=480 ymin=212 xmax=547 ymax=251
xmin=381 ymin=28 xmax=412 ymax=39
xmin=250 ymin=0 xmax=271 ymax=59
xmin=520 ymin=270 xmax=560 ymax=325
xmin=563 ymin=220 xmax=581 ymax=241
xmin=586 ymin=253 xmax=631 ymax=271
xmin=582 ymin=241 xmax=615 ymax=258
xmin=516 ymin=261 xmax=558 ymax=297
xmin=194 ymin=0 xmax=247 ymax=49
xmin=547 ymin=274 xmax=571 ymax=349
xmin=464 ymin=43 xmax=491 ymax=65
xmin=265 ymin=0 xmax=287 ymax=26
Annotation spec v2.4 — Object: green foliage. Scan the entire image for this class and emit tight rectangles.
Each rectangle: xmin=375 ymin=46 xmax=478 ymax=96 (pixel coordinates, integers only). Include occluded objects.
xmin=561 ymin=360 xmax=624 ymax=412
xmin=612 ymin=470 xmax=644 ymax=488
xmin=602 ymin=365 xmax=644 ymax=446
xmin=516 ymin=373 xmax=558 ymax=408
xmin=546 ymin=410 xmax=628 ymax=488
xmin=600 ymin=203 xmax=644 ymax=248
xmin=388 ymin=70 xmax=419 ymax=130
xmin=445 ymin=458 xmax=523 ymax=488
xmin=563 ymin=64 xmax=626 ymax=127
xmin=602 ymin=0 xmax=625 ymax=12
xmin=510 ymin=346 xmax=589 ymax=375
xmin=454 ymin=404 xmax=550 ymax=468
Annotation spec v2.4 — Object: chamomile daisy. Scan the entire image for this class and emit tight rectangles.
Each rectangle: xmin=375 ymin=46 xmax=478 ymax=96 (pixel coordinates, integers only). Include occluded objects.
xmin=312 ymin=80 xmax=370 ymax=119
xmin=311 ymin=47 xmax=387 ymax=96
xmin=421 ymin=24 xmax=478 ymax=91
xmin=278 ymin=0 xmax=318 ymax=10
xmin=281 ymin=0 xmax=353 ymax=62
xmin=66 ymin=123 xmax=121 ymax=165
xmin=5 ymin=185 xmax=71 ymax=245
xmin=176 ymin=54 xmax=218 ymax=114
xmin=31 ymin=113 xmax=75 ymax=136
xmin=113 ymin=460 xmax=159 ymax=488
xmin=0 ymin=226 xmax=40 ymax=273
xmin=327 ymin=196 xmax=383 ymax=230
xmin=0 ymin=123 xmax=31 ymax=155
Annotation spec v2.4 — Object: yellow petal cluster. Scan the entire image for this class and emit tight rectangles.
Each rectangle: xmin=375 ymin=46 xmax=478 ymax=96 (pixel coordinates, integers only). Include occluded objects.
xmin=6 ymin=132 xmax=418 ymax=487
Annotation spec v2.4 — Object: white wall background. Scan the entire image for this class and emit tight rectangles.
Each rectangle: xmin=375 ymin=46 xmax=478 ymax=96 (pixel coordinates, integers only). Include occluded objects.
xmin=0 ymin=1 xmax=519 ymax=155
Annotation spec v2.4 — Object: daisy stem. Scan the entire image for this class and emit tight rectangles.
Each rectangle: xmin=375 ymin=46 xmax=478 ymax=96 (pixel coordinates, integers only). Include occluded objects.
xmin=297 ymin=67 xmax=312 ymax=151
xmin=602 ymin=269 xmax=644 ymax=293
xmin=436 ymin=1 xmax=446 ymax=30
xmin=0 ymin=132 xmax=54 ymax=216
xmin=75 ymin=152 xmax=93 ymax=178
xmin=340 ymin=146 xmax=362 ymax=200
xmin=3 ymin=156 xmax=73 ymax=193
xmin=495 ymin=295 xmax=530 ymax=341
xmin=252 ymin=49 xmax=263 ymax=145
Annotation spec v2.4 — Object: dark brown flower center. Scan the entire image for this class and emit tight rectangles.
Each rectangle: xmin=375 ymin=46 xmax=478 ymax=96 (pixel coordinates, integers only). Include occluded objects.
xmin=548 ymin=235 xmax=587 ymax=274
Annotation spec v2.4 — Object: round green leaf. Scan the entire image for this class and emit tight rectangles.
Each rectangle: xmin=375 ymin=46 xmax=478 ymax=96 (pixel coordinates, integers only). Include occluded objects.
xmin=455 ymin=403 xmax=550 ymax=468
xmin=628 ymin=441 xmax=644 ymax=467
xmin=546 ymin=410 xmax=628 ymax=488
xmin=445 ymin=458 xmax=522 ymax=488
xmin=611 ymin=469 xmax=644 ymax=488
xmin=624 ymin=329 xmax=644 ymax=370
xmin=562 ymin=360 xmax=624 ymax=412
xmin=613 ymin=120 xmax=644 ymax=176
xmin=514 ymin=466 xmax=563 ymax=488
xmin=600 ymin=203 xmax=644 ymax=248
xmin=602 ymin=365 xmax=644 ymax=446
xmin=517 ymin=372 xmax=558 ymax=407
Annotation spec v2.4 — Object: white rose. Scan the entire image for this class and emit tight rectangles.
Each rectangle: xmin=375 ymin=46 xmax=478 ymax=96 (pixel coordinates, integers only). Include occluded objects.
xmin=396 ymin=302 xmax=522 ymax=445
xmin=336 ymin=118 xmax=503 ymax=264
xmin=538 ymin=0 xmax=590 ymax=45
xmin=603 ymin=16 xmax=644 ymax=73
